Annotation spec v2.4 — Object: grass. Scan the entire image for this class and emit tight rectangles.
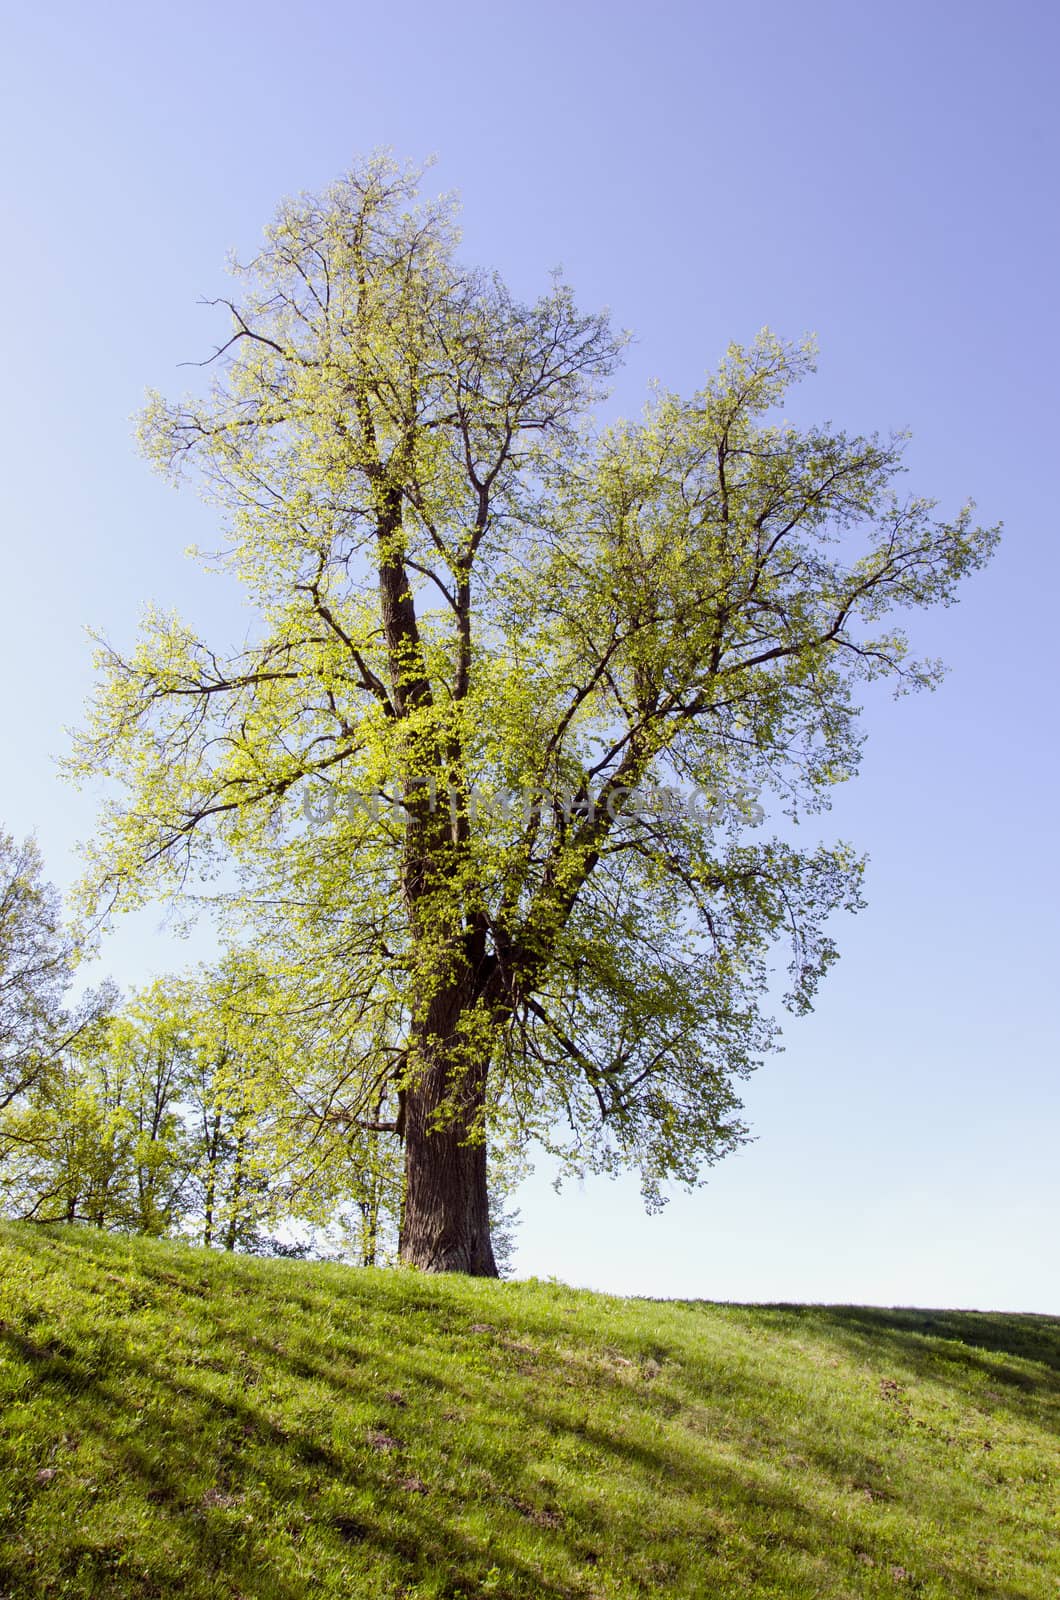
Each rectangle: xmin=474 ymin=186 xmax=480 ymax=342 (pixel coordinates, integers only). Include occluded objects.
xmin=0 ymin=1225 xmax=1056 ymax=1599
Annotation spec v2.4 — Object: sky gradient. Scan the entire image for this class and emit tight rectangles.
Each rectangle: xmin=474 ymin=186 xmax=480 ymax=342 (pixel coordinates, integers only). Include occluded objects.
xmin=2 ymin=0 xmax=1057 ymax=1309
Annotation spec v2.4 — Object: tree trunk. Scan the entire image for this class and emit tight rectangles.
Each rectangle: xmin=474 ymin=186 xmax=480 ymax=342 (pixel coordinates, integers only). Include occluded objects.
xmin=202 ymin=1112 xmax=220 ymax=1248
xmin=358 ymin=1189 xmax=378 ymax=1268
xmin=224 ymin=1127 xmax=246 ymax=1252
xmin=399 ymin=1003 xmax=497 ymax=1276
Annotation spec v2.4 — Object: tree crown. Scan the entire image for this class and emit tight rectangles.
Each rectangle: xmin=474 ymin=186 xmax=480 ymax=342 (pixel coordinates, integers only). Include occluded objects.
xmin=69 ymin=155 xmax=998 ymax=1206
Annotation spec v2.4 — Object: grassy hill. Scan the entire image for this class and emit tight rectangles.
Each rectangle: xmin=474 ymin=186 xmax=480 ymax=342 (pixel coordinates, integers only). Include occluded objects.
xmin=0 ymin=1225 xmax=1055 ymax=1599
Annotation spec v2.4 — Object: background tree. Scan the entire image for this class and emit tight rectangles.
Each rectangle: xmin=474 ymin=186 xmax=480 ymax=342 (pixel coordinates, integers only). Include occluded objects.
xmin=70 ymin=156 xmax=998 ymax=1275
xmin=0 ymin=941 xmax=416 ymax=1259
xmin=0 ymin=981 xmax=188 ymax=1232
xmin=0 ymin=828 xmax=119 ymax=1224
xmin=112 ymin=980 xmax=196 ymax=1234
xmin=0 ymin=1054 xmax=118 ymax=1226
xmin=181 ymin=953 xmax=293 ymax=1252
xmin=0 ymin=830 xmax=106 ymax=1114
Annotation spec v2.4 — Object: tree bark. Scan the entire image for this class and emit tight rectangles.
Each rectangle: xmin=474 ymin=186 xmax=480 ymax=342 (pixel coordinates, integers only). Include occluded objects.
xmin=399 ymin=994 xmax=497 ymax=1276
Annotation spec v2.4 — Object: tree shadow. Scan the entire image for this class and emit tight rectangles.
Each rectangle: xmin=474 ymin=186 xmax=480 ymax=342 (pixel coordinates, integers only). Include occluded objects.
xmin=2 ymin=1228 xmax=1056 ymax=1600
xmin=0 ymin=1312 xmax=574 ymax=1600
xmin=763 ymin=1304 xmax=1060 ymax=1376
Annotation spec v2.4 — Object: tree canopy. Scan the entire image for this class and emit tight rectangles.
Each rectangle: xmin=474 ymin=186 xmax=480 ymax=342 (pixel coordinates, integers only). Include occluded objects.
xmin=69 ymin=155 xmax=998 ymax=1273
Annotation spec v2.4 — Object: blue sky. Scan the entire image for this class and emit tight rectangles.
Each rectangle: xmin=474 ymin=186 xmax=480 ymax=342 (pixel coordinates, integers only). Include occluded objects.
xmin=2 ymin=0 xmax=1057 ymax=1310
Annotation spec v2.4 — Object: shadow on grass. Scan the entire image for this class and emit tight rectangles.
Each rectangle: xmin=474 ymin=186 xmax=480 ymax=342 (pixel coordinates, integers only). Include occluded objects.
xmin=668 ymin=1294 xmax=1060 ymax=1429
xmin=2 ymin=1227 xmax=1055 ymax=1600
xmin=0 ymin=1307 xmax=576 ymax=1599
xmin=766 ymin=1305 xmax=1060 ymax=1375
xmin=738 ymin=1303 xmax=1060 ymax=1432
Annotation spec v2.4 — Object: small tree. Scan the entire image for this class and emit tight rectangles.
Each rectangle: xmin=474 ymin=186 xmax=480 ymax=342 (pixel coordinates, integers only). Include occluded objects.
xmin=0 ymin=830 xmax=104 ymax=1113
xmin=71 ymin=156 xmax=998 ymax=1274
xmin=182 ymin=955 xmax=282 ymax=1251
xmin=111 ymin=981 xmax=197 ymax=1234
xmin=0 ymin=986 xmax=190 ymax=1233
xmin=0 ymin=1063 xmax=120 ymax=1225
xmin=0 ymin=829 xmax=119 ymax=1224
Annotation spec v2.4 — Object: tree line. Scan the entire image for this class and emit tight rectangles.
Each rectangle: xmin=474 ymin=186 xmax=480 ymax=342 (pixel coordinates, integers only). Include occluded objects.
xmin=0 ymin=829 xmax=519 ymax=1268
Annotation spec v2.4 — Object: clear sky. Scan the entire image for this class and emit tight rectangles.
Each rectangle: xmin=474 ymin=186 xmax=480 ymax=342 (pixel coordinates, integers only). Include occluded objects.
xmin=2 ymin=0 xmax=1057 ymax=1311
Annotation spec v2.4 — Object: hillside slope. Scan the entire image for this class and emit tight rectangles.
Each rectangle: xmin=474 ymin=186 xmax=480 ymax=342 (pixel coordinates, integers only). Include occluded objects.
xmin=0 ymin=1224 xmax=1056 ymax=1599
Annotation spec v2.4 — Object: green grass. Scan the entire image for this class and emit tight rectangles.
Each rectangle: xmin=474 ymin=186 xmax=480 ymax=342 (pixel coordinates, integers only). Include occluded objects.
xmin=0 ymin=1225 xmax=1056 ymax=1599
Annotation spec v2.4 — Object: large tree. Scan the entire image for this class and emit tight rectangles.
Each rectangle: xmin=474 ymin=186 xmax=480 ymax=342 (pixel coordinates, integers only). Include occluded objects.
xmin=70 ymin=157 xmax=997 ymax=1274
